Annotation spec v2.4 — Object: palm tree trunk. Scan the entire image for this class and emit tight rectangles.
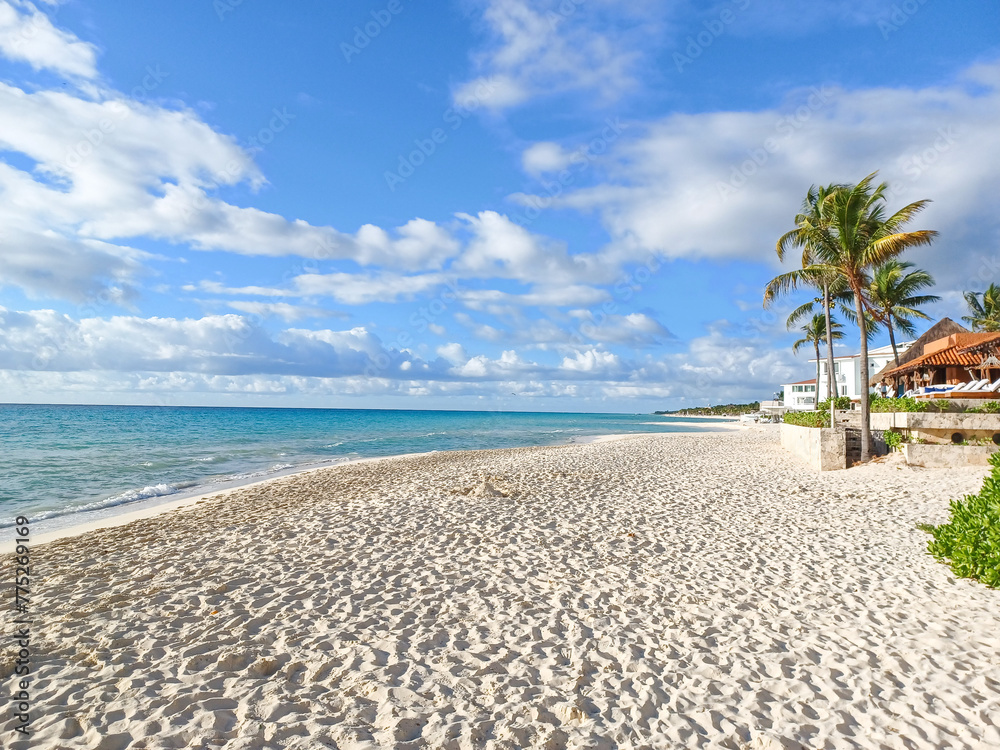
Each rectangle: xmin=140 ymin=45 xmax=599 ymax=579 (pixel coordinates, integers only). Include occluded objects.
xmin=854 ymin=288 xmax=872 ymax=461
xmin=888 ymin=318 xmax=899 ymax=368
xmin=823 ymin=282 xmax=838 ymax=428
xmin=814 ymin=340 xmax=821 ymax=412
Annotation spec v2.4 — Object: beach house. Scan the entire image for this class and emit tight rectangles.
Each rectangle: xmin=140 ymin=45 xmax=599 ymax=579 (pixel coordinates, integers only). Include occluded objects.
xmin=809 ymin=341 xmax=913 ymax=402
xmin=781 ymin=379 xmax=818 ymax=411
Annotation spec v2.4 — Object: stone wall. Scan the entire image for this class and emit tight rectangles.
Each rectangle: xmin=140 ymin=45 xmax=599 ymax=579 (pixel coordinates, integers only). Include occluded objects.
xmin=901 ymin=443 xmax=998 ymax=468
xmin=870 ymin=412 xmax=1000 ymax=445
xmin=780 ymin=423 xmax=846 ymax=471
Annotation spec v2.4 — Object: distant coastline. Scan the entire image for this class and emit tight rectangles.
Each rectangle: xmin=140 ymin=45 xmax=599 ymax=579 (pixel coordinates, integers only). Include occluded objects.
xmin=654 ymin=401 xmax=761 ymax=417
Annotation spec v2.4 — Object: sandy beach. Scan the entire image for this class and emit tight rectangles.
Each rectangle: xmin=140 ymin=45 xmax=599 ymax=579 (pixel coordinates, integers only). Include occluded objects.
xmin=10 ymin=427 xmax=1000 ymax=749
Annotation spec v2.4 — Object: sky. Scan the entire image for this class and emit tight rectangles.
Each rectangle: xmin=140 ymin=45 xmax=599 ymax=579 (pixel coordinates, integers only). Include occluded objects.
xmin=0 ymin=0 xmax=998 ymax=412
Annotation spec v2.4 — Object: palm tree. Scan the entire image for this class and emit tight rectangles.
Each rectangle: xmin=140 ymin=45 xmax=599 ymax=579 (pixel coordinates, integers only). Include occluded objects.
xmin=963 ymin=283 xmax=1000 ymax=332
xmin=792 ymin=314 xmax=844 ymax=404
xmin=806 ymin=173 xmax=937 ymax=460
xmin=765 ymin=183 xmax=846 ymax=407
xmin=866 ymin=261 xmax=940 ymax=366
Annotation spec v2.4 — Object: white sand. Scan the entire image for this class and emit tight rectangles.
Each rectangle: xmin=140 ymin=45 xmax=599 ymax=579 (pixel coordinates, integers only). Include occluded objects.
xmin=8 ymin=428 xmax=1000 ymax=749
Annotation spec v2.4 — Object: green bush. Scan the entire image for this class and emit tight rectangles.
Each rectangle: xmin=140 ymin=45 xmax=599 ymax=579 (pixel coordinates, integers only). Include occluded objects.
xmin=919 ymin=452 xmax=1000 ymax=589
xmin=884 ymin=430 xmax=903 ymax=451
xmin=817 ymin=396 xmax=852 ymax=411
xmin=965 ymin=401 xmax=1000 ymax=414
xmin=783 ymin=411 xmax=827 ymax=428
xmin=871 ymin=396 xmax=928 ymax=413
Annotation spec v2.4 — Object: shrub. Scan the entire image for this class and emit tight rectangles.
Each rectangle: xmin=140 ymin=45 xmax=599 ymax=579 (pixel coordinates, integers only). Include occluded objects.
xmin=919 ymin=452 xmax=1000 ymax=589
xmin=818 ymin=396 xmax=852 ymax=412
xmin=966 ymin=401 xmax=1000 ymax=414
xmin=783 ymin=411 xmax=827 ymax=428
xmin=871 ymin=396 xmax=928 ymax=413
xmin=884 ymin=430 xmax=903 ymax=451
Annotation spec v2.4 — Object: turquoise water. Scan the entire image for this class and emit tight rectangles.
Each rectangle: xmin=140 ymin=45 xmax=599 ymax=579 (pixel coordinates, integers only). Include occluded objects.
xmin=0 ymin=404 xmax=728 ymax=525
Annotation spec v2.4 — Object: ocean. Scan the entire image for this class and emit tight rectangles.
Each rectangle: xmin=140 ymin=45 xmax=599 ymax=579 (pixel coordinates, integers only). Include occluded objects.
xmin=0 ymin=404 xmax=729 ymax=529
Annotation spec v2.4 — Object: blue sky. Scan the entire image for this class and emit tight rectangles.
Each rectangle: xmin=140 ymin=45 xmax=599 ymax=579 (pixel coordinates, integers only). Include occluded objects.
xmin=0 ymin=0 xmax=998 ymax=411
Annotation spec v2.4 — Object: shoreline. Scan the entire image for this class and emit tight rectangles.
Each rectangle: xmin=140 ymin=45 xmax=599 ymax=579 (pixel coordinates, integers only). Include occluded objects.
xmin=17 ymin=423 xmax=741 ymax=549
xmin=27 ymin=449 xmax=443 ymax=547
xmin=26 ymin=432 xmax=649 ymax=547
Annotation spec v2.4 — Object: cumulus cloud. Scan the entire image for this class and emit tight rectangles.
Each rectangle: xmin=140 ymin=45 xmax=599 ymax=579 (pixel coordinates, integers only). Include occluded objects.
xmin=0 ymin=222 xmax=150 ymax=304
xmin=222 ymin=301 xmax=341 ymax=322
xmin=454 ymin=0 xmax=662 ymax=111
xmin=293 ymin=272 xmax=450 ymax=305
xmin=456 ymin=210 xmax=610 ymax=284
xmin=0 ymin=44 xmax=468 ymax=305
xmin=0 ymin=1 xmax=97 ymax=79
xmin=521 ymin=141 xmax=575 ymax=175
xmin=0 ymin=303 xmax=813 ymax=408
xmin=459 ymin=285 xmax=610 ymax=310
xmin=0 ymin=308 xmax=421 ymax=378
xmin=573 ymin=311 xmax=673 ymax=347
xmin=435 ymin=342 xmax=468 ymax=365
xmin=560 ymin=349 xmax=622 ymax=375
xmin=524 ymin=60 xmax=1000 ymax=293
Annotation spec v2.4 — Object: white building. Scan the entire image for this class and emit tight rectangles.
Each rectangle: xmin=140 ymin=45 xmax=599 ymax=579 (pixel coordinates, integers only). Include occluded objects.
xmin=810 ymin=341 xmax=914 ymax=401
xmin=782 ymin=379 xmax=817 ymax=411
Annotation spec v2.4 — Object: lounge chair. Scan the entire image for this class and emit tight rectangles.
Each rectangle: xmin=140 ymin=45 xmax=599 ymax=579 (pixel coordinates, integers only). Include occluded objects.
xmin=960 ymin=379 xmax=990 ymax=393
xmin=986 ymin=378 xmax=1000 ymax=393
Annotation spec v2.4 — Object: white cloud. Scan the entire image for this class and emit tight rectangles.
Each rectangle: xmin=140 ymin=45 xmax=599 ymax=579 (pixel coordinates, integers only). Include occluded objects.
xmin=0 ymin=67 xmax=467 ymax=305
xmin=521 ymin=141 xmax=575 ymax=175
xmin=573 ymin=311 xmax=673 ymax=346
xmin=459 ymin=285 xmax=610 ymax=310
xmin=0 ymin=304 xmax=813 ymax=408
xmin=455 ymin=0 xmax=660 ymax=111
xmin=293 ymin=272 xmax=448 ymax=305
xmin=436 ymin=342 xmax=468 ymax=365
xmin=560 ymin=349 xmax=621 ymax=374
xmin=0 ymin=307 xmax=423 ymax=378
xmin=456 ymin=210 xmax=609 ymax=285
xmin=186 ymin=281 xmax=289 ymax=298
xmin=0 ymin=221 xmax=150 ymax=304
xmin=223 ymin=301 xmax=340 ymax=322
xmin=526 ymin=60 xmax=1000 ymax=292
xmin=0 ymin=1 xmax=97 ymax=79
